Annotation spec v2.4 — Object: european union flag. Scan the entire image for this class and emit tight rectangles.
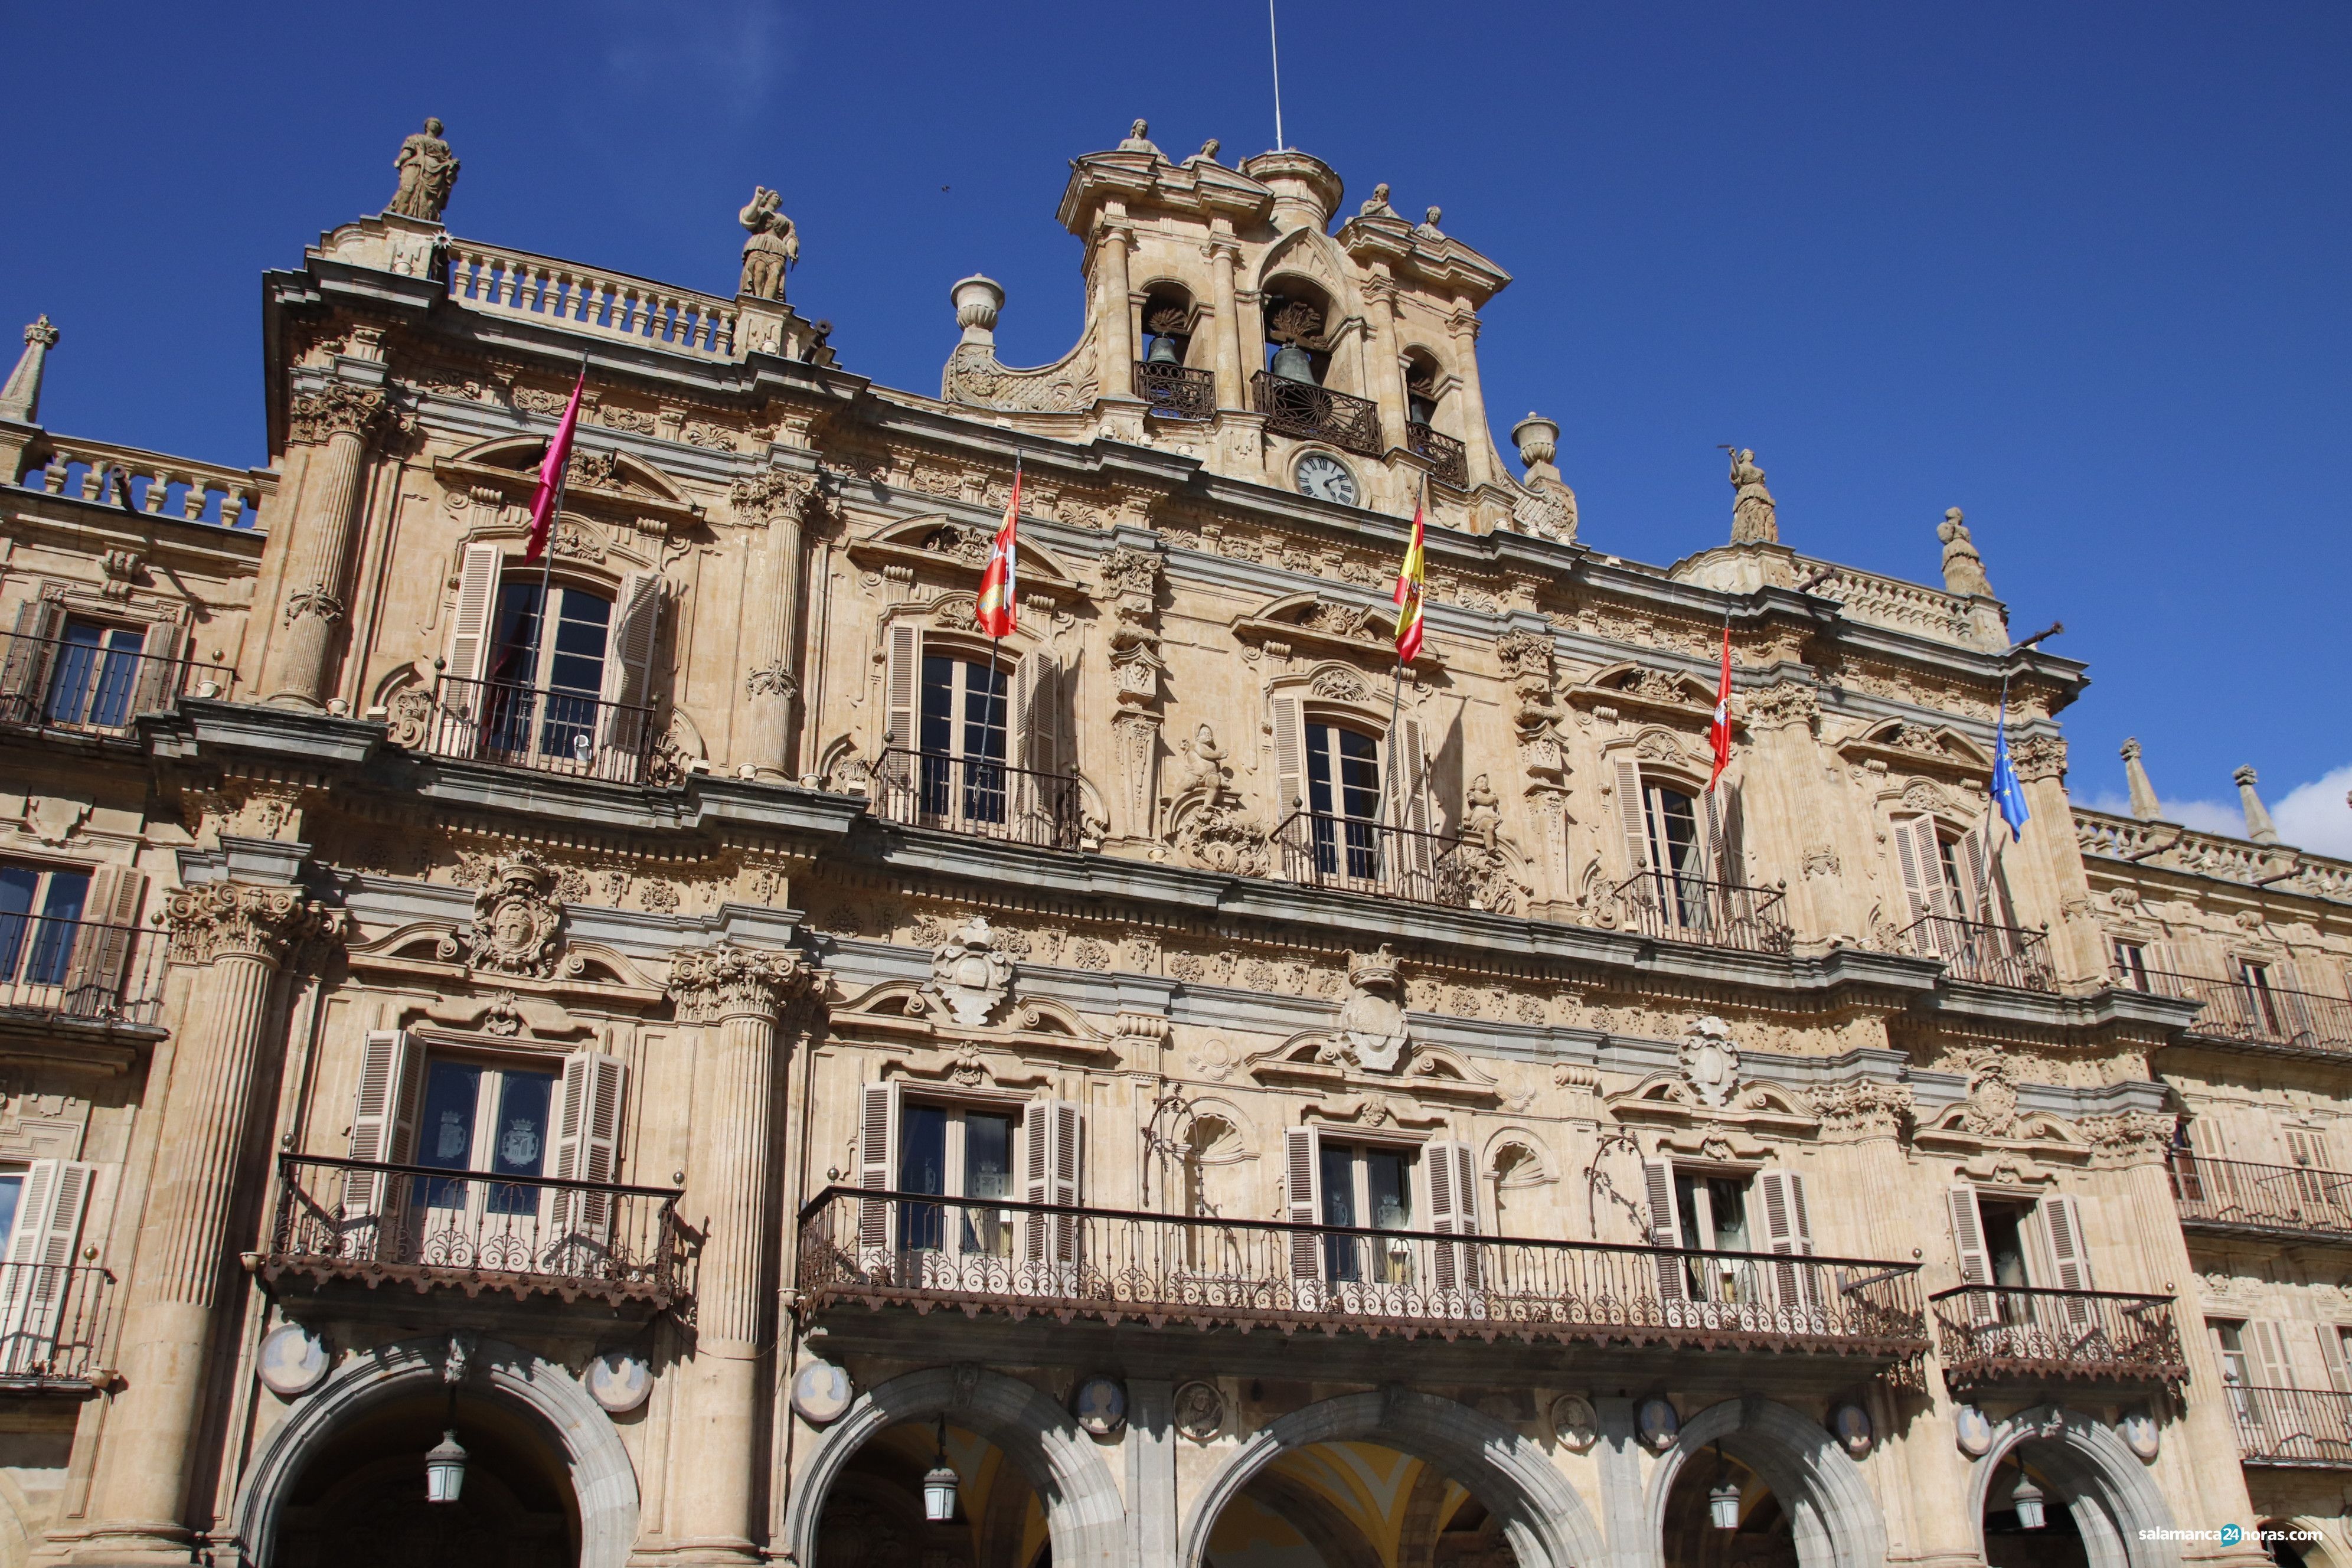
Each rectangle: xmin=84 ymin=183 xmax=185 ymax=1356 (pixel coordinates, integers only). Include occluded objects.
xmin=1991 ymin=701 xmax=2030 ymax=842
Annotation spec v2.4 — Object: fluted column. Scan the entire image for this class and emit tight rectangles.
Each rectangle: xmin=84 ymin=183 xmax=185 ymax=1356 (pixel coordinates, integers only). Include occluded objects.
xmin=1445 ymin=304 xmax=1496 ymax=491
xmin=264 ymin=383 xmax=388 ymax=708
xmin=663 ymin=945 xmax=816 ymax=1562
xmin=1207 ymin=236 xmax=1244 ymax=410
xmin=80 ymin=883 xmax=331 ymax=1559
xmin=729 ymin=471 xmax=816 ymax=779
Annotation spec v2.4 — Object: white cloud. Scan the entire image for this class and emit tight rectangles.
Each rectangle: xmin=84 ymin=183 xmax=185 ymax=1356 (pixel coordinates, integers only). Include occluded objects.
xmin=2079 ymin=767 xmax=2352 ymax=858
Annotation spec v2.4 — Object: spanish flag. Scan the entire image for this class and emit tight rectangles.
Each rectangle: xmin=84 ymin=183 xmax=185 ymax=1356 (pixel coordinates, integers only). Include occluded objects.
xmin=975 ymin=460 xmax=1020 ymax=639
xmin=1393 ymin=499 xmax=1426 ymax=662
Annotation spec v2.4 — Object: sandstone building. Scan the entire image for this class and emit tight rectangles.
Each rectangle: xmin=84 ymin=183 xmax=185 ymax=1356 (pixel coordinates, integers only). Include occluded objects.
xmin=0 ymin=116 xmax=2344 ymax=1568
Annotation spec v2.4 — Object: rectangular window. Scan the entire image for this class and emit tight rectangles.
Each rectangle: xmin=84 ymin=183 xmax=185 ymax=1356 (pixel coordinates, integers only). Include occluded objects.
xmin=0 ymin=864 xmax=90 ymax=991
xmin=916 ymin=655 xmax=1008 ymax=824
xmin=1318 ymin=1140 xmax=1417 ymax=1285
xmin=1305 ymin=723 xmax=1382 ymax=880
xmin=414 ymin=1057 xmax=558 ymax=1217
xmin=1672 ymin=1170 xmax=1755 ymax=1301
xmin=484 ymin=583 xmax=612 ymax=762
xmin=2113 ymin=941 xmax=2150 ymax=990
xmin=2239 ymin=960 xmax=2284 ymax=1035
xmin=897 ymin=1102 xmax=1017 ymax=1259
xmin=0 ymin=1171 xmax=21 ymax=1255
xmin=1640 ymin=782 xmax=1709 ymax=926
xmin=41 ymin=619 xmax=143 ymax=731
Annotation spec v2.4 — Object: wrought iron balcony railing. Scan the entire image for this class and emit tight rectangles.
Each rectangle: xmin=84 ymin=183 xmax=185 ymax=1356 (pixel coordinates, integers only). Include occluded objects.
xmin=1405 ymin=422 xmax=1468 ymax=488
xmin=398 ymin=674 xmax=662 ymax=785
xmin=0 ymin=630 xmax=233 ymax=737
xmin=1612 ymin=872 xmax=1794 ymax=955
xmin=0 ymin=1260 xmax=115 ymax=1389
xmin=1273 ymin=811 xmax=1482 ymax=909
xmin=2121 ymin=966 xmax=2352 ymax=1055
xmin=873 ymin=747 xmax=1085 ymax=852
xmin=1900 ymin=914 xmax=2056 ymax=990
xmin=2171 ymin=1152 xmax=2352 ymax=1242
xmin=1930 ymin=1285 xmax=2187 ymax=1394
xmin=2228 ymin=1386 xmax=2352 ymax=1467
xmin=264 ymin=1155 xmax=684 ymax=1309
xmin=1250 ymin=371 xmax=1383 ymax=458
xmin=0 ymin=914 xmax=165 ymax=1027
xmin=798 ymin=1188 xmax=1929 ymax=1357
xmin=1133 ymin=360 xmax=1216 ymax=420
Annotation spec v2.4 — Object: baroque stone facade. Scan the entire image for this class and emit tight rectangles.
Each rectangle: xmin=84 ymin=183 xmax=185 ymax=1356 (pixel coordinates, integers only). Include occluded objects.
xmin=0 ymin=118 xmax=2334 ymax=1568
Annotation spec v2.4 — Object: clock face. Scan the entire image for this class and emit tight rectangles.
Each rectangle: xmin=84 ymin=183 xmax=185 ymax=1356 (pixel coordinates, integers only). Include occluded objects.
xmin=1294 ymin=453 xmax=1358 ymax=507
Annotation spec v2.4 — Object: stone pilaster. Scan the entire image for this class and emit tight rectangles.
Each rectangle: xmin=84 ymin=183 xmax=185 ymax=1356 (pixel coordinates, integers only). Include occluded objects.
xmin=1206 ymin=235 xmax=1243 ymax=410
xmin=1359 ymin=272 xmax=1410 ymax=447
xmin=662 ymin=944 xmax=816 ymax=1562
xmin=1444 ymin=305 xmax=1494 ymax=491
xmin=77 ymin=883 xmax=334 ymax=1561
xmin=1092 ymin=219 xmax=1133 ymax=406
xmin=264 ymin=382 xmax=388 ymax=708
xmin=729 ymin=471 xmax=816 ymax=779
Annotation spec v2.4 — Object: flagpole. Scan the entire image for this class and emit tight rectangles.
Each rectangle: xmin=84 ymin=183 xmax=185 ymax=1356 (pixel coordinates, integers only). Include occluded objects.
xmin=531 ymin=356 xmax=587 ymax=697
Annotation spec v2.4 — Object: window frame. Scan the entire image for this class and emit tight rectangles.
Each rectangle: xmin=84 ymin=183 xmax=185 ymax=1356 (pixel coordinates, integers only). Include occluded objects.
xmin=0 ymin=860 xmax=94 ymax=992
xmin=895 ymin=1095 xmax=1023 ymax=1262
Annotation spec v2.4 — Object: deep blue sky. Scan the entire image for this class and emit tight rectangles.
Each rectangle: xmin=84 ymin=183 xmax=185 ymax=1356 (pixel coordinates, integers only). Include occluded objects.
xmin=5 ymin=2 xmax=2346 ymax=849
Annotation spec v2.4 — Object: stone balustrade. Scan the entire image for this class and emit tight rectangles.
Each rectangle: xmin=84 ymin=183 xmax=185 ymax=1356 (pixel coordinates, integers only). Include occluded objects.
xmin=2075 ymin=808 xmax=2352 ymax=903
xmin=444 ymin=241 xmax=741 ymax=360
xmin=1796 ymin=558 xmax=1974 ymax=643
xmin=16 ymin=436 xmax=270 ymax=530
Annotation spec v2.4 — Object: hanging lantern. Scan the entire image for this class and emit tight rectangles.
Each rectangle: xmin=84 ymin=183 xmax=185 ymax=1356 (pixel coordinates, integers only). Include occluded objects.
xmin=424 ymin=1429 xmax=469 ymax=1504
xmin=923 ymin=1416 xmax=959 ymax=1523
xmin=2010 ymin=1475 xmax=2047 ymax=1531
xmin=1709 ymin=1476 xmax=1742 ymax=1531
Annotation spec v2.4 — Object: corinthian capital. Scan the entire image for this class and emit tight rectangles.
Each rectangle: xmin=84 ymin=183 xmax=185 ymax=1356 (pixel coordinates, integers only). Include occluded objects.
xmin=288 ymin=383 xmax=390 ymax=447
xmin=728 ymin=468 xmax=816 ymax=527
xmin=166 ymin=882 xmax=338 ymax=966
xmin=669 ymin=943 xmax=817 ymax=1024
xmin=2012 ymin=733 xmax=2068 ymax=783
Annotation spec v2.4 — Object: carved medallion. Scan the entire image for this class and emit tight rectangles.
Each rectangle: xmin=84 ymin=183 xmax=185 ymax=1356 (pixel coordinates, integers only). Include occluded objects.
xmin=922 ymin=916 xmax=1014 ymax=1028
xmin=1173 ymin=1380 xmax=1224 ymax=1442
xmin=459 ymin=851 xmax=565 ymax=978
xmin=1335 ymin=946 xmax=1410 ymax=1073
xmin=1678 ymin=1017 xmax=1741 ymax=1109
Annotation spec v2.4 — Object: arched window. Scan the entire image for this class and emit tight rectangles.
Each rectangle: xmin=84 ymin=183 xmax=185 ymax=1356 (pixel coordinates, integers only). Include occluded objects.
xmin=1260 ymin=283 xmax=1331 ymax=386
xmin=1403 ymin=349 xmax=1442 ymax=429
xmin=1135 ymin=287 xmax=1212 ymax=419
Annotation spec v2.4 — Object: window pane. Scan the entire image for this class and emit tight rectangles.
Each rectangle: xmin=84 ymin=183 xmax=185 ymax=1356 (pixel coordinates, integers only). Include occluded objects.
xmin=25 ymin=871 xmax=88 ymax=988
xmin=486 ymin=1070 xmax=554 ymax=1216
xmin=959 ymin=660 xmax=1007 ymax=764
xmin=899 ymin=1103 xmax=949 ymax=1253
xmin=1337 ymin=730 xmax=1380 ymax=822
xmin=1306 ymin=726 xmax=1336 ymax=815
xmin=488 ymin=582 xmax=544 ymax=688
xmin=1320 ymin=1143 xmax=1358 ymax=1283
xmin=38 ymin=871 xmax=88 ymax=922
xmin=417 ymin=1061 xmax=483 ymax=1210
xmin=1707 ymin=1178 xmax=1749 ymax=1251
xmin=0 ymin=868 xmax=34 ymax=984
xmin=961 ymin=1111 xmax=1014 ymax=1258
xmin=547 ymin=587 xmax=609 ymax=696
xmin=0 ymin=1175 xmax=21 ymax=1256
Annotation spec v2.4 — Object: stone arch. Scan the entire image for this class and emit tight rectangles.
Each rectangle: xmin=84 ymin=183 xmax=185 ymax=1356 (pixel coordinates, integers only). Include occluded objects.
xmin=228 ymin=1333 xmax=638 ymax=1568
xmin=1644 ymin=1396 xmax=1883 ymax=1568
xmin=782 ymin=1365 xmax=1125 ymax=1568
xmin=1963 ymin=1404 xmax=2180 ymax=1568
xmin=1178 ymin=1388 xmax=1606 ymax=1568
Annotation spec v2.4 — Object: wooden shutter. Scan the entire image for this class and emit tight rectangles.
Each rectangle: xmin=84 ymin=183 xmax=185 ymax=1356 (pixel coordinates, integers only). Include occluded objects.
xmin=856 ymin=1080 xmax=901 ymax=1262
xmin=60 ymin=865 xmax=146 ymax=1015
xmin=1425 ymin=1140 xmax=1481 ymax=1300
xmin=1385 ymin=714 xmax=1437 ymax=886
xmin=883 ymin=623 xmax=920 ymax=753
xmin=2249 ymin=1318 xmax=2295 ymax=1393
xmin=1641 ymin=1158 xmax=1687 ymax=1309
xmin=1706 ymin=783 xmax=1743 ymax=887
xmin=1614 ymin=759 xmax=1651 ymax=879
xmin=1270 ymin=694 xmax=1306 ymax=822
xmin=445 ymin=544 xmax=504 ymax=683
xmin=1284 ymin=1126 xmax=1323 ymax=1292
xmin=1021 ymin=1100 xmax=1082 ymax=1286
xmin=547 ymin=1051 xmax=628 ymax=1243
xmin=2037 ymin=1193 xmax=2096 ymax=1335
xmin=2274 ymin=961 xmax=2324 ymax=1047
xmin=597 ymin=572 xmax=664 ymax=774
xmin=0 ymin=595 xmax=64 ymax=721
xmin=1946 ymin=1187 xmax=1998 ymax=1324
xmin=0 ymin=1159 xmax=93 ymax=1374
xmin=1757 ymin=1170 xmax=1821 ymax=1318
xmin=1890 ymin=815 xmax=1945 ymax=922
xmin=342 ymin=1030 xmax=424 ymax=1257
xmin=129 ymin=619 xmax=187 ymax=717
xmin=2316 ymin=1324 xmax=2352 ymax=1394
xmin=1011 ymin=648 xmax=1064 ymax=839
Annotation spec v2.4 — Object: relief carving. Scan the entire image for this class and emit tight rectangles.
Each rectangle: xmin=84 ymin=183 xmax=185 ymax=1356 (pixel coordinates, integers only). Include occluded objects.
xmin=921 ymin=916 xmax=1014 ymax=1028
xmin=452 ymin=851 xmax=565 ymax=978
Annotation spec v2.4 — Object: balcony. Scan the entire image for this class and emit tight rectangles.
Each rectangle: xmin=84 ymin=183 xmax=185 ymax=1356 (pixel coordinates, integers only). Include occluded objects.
xmin=1133 ymin=360 xmax=1215 ymax=420
xmin=798 ymin=1188 xmax=1929 ymax=1360
xmin=0 ymin=1260 xmax=115 ymax=1394
xmin=1930 ymin=1285 xmax=2187 ymax=1396
xmin=873 ymin=748 xmax=1084 ymax=852
xmin=2171 ymin=1152 xmax=2352 ymax=1243
xmin=2229 ymin=1387 xmax=2352 ymax=1468
xmin=1250 ymin=372 xmax=1383 ymax=458
xmin=1405 ymin=422 xmax=1468 ymax=488
xmin=0 ymin=914 xmax=165 ymax=1028
xmin=1273 ymin=811 xmax=1483 ymax=909
xmin=2123 ymin=966 xmax=2352 ymax=1056
xmin=1613 ymin=872 xmax=1794 ymax=955
xmin=0 ymin=629 xmax=234 ymax=738
xmin=1900 ymin=914 xmax=2056 ymax=990
xmin=398 ymin=674 xmax=662 ymax=785
xmin=263 ymin=1155 xmax=684 ymax=1314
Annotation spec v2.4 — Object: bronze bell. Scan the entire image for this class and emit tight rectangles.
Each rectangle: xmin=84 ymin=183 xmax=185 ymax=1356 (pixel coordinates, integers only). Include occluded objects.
xmin=1269 ymin=344 xmax=1315 ymax=383
xmin=1145 ymin=334 xmax=1182 ymax=365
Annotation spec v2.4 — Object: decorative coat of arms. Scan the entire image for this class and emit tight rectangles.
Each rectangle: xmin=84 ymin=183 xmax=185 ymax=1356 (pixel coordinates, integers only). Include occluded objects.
xmin=1331 ymin=945 xmax=1410 ymax=1073
xmin=1678 ymin=1016 xmax=1742 ymax=1108
xmin=922 ymin=915 xmax=1013 ymax=1028
xmin=458 ymin=852 xmax=566 ymax=978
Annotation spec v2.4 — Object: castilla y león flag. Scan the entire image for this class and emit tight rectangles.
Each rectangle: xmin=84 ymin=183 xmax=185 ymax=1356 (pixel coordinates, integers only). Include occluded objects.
xmin=975 ymin=462 xmax=1021 ymax=639
xmin=522 ymin=370 xmax=586 ymax=565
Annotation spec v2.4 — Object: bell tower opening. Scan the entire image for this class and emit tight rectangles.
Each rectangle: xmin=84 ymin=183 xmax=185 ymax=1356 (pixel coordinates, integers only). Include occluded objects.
xmin=1262 ymin=282 xmax=1332 ymax=387
xmin=1141 ymin=287 xmax=1195 ymax=367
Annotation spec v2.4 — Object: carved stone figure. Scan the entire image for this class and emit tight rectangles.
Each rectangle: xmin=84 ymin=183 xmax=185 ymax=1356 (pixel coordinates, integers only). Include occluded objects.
xmin=1176 ymin=724 xmax=1234 ymax=807
xmin=1462 ymin=774 xmax=1504 ymax=853
xmin=1938 ymin=508 xmax=1993 ymax=597
xmin=1678 ymin=1016 xmax=1741 ymax=1108
xmin=1335 ymin=946 xmax=1410 ymax=1073
xmin=738 ymin=188 xmax=800 ymax=301
xmin=922 ymin=915 xmax=1013 ymax=1028
xmin=1173 ymin=1380 xmax=1224 ymax=1441
xmin=1188 ymin=138 xmax=1221 ymax=166
xmin=1119 ymin=119 xmax=1160 ymax=156
xmin=388 ymin=118 xmax=460 ymax=222
xmin=1358 ymin=183 xmax=1396 ymax=218
xmin=460 ymin=852 xmax=565 ymax=978
xmin=1728 ymin=448 xmax=1777 ymax=544
xmin=1414 ymin=207 xmax=1445 ymax=239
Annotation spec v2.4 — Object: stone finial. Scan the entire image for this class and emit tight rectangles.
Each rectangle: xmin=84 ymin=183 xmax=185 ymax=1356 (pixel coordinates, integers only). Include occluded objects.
xmin=1938 ymin=507 xmax=1994 ymax=597
xmin=1511 ymin=413 xmax=1559 ymax=478
xmin=1728 ymin=447 xmax=1777 ymax=544
xmin=387 ymin=117 xmax=460 ymax=223
xmin=0 ymin=315 xmax=57 ymax=424
xmin=951 ymin=275 xmax=1002 ymax=348
xmin=2119 ymin=738 xmax=2162 ymax=821
xmin=2234 ymin=765 xmax=2281 ymax=845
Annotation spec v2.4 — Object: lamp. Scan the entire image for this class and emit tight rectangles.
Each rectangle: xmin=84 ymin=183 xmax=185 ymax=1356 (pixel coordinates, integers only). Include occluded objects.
xmin=2010 ymin=1473 xmax=2047 ymax=1531
xmin=424 ymin=1429 xmax=468 ymax=1504
xmin=922 ymin=1416 xmax=959 ymax=1523
xmin=1707 ymin=1444 xmax=1742 ymax=1531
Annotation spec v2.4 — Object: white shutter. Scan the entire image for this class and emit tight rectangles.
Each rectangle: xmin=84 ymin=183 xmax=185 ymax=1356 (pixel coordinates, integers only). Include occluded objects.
xmin=1757 ymin=1170 xmax=1821 ymax=1319
xmin=1891 ymin=815 xmax=1944 ymax=922
xmin=343 ymin=1030 xmax=424 ymax=1258
xmin=1270 ymin=694 xmax=1306 ymax=827
xmin=1425 ymin=1140 xmax=1481 ymax=1304
xmin=545 ymin=1051 xmax=628 ymax=1252
xmin=1711 ymin=780 xmax=1745 ymax=886
xmin=2187 ymin=1116 xmax=2241 ymax=1210
xmin=2316 ymin=1324 xmax=2352 ymax=1394
xmin=1641 ymin=1158 xmax=1688 ymax=1309
xmin=61 ymin=865 xmax=146 ymax=1014
xmin=445 ymin=544 xmax=504 ymax=683
xmin=1284 ymin=1127 xmax=1324 ymax=1296
xmin=1947 ymin=1187 xmax=1998 ymax=1324
xmin=1010 ymin=648 xmax=1065 ymax=839
xmin=0 ymin=595 xmax=64 ymax=720
xmin=2037 ymin=1193 xmax=2096 ymax=1337
xmin=0 ymin=1159 xmax=93 ymax=1374
xmin=2250 ymin=1318 xmax=2295 ymax=1393
xmin=1021 ymin=1100 xmax=1082 ymax=1289
xmin=596 ymin=571 xmax=664 ymax=775
xmin=856 ymin=1080 xmax=901 ymax=1265
xmin=130 ymin=618 xmax=187 ymax=717
xmin=1614 ymin=759 xmax=1651 ymax=878
xmin=1386 ymin=714 xmax=1437 ymax=886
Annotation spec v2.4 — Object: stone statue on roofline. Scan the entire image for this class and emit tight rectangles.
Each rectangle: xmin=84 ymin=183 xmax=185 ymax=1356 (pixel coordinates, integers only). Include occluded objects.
xmin=1119 ymin=119 xmax=1161 ymax=157
xmin=1359 ymin=183 xmax=1396 ymax=218
xmin=738 ymin=187 xmax=799 ymax=301
xmin=388 ymin=118 xmax=460 ymax=223
xmin=1727 ymin=447 xmax=1777 ymax=544
xmin=1938 ymin=507 xmax=1994 ymax=597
